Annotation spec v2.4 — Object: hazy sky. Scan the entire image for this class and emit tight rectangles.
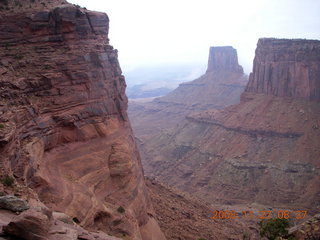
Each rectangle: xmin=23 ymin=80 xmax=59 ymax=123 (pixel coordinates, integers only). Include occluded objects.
xmin=68 ymin=0 xmax=320 ymax=74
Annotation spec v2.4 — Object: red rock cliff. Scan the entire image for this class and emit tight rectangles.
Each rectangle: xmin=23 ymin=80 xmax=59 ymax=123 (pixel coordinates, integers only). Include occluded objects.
xmin=0 ymin=2 xmax=165 ymax=240
xmin=129 ymin=46 xmax=247 ymax=141
xmin=133 ymin=38 xmax=320 ymax=213
xmin=246 ymin=38 xmax=320 ymax=101
xmin=206 ymin=46 xmax=243 ymax=73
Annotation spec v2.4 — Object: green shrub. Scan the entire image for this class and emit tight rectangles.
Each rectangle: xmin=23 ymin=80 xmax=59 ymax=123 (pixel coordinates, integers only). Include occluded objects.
xmin=0 ymin=123 xmax=4 ymax=129
xmin=288 ymin=236 xmax=297 ymax=240
xmin=43 ymin=65 xmax=51 ymax=70
xmin=259 ymin=218 xmax=289 ymax=240
xmin=13 ymin=54 xmax=23 ymax=60
xmin=198 ymin=238 xmax=207 ymax=240
xmin=117 ymin=206 xmax=125 ymax=214
xmin=1 ymin=175 xmax=14 ymax=187
xmin=242 ymin=231 xmax=250 ymax=240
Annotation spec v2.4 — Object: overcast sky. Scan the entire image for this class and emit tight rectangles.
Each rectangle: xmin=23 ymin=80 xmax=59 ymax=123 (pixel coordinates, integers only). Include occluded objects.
xmin=68 ymin=0 xmax=320 ymax=74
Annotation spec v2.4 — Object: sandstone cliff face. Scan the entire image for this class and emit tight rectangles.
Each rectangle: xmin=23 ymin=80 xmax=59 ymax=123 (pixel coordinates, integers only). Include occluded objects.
xmin=137 ymin=38 xmax=320 ymax=213
xmin=206 ymin=46 xmax=243 ymax=73
xmin=158 ymin=46 xmax=246 ymax=109
xmin=128 ymin=47 xmax=248 ymax=138
xmin=0 ymin=2 xmax=165 ymax=239
xmin=246 ymin=38 xmax=320 ymax=101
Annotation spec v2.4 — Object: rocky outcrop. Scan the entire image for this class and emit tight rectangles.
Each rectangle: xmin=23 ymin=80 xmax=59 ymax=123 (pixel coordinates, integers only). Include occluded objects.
xmin=288 ymin=214 xmax=320 ymax=240
xmin=136 ymin=39 xmax=320 ymax=213
xmin=0 ymin=204 xmax=120 ymax=240
xmin=159 ymin=46 xmax=247 ymax=108
xmin=129 ymin=46 xmax=247 ymax=138
xmin=0 ymin=195 xmax=29 ymax=212
xmin=206 ymin=46 xmax=243 ymax=73
xmin=3 ymin=207 xmax=53 ymax=240
xmin=0 ymin=1 xmax=165 ymax=239
xmin=146 ymin=178 xmax=260 ymax=240
xmin=246 ymin=38 xmax=320 ymax=101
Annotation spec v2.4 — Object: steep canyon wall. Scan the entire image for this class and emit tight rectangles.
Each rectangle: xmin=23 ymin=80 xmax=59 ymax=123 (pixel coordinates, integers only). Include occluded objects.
xmin=0 ymin=2 xmax=165 ymax=239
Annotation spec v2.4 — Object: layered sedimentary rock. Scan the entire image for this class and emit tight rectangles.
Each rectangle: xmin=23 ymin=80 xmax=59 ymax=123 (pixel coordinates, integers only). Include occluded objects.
xmin=158 ymin=46 xmax=246 ymax=110
xmin=246 ymin=38 xmax=320 ymax=101
xmin=0 ymin=1 xmax=165 ymax=239
xmin=129 ymin=46 xmax=247 ymax=138
xmin=206 ymin=46 xmax=243 ymax=73
xmin=146 ymin=178 xmax=260 ymax=240
xmin=139 ymin=38 xmax=320 ymax=213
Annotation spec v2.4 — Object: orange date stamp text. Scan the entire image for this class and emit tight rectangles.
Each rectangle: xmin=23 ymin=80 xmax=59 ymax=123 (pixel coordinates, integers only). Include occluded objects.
xmin=211 ymin=210 xmax=307 ymax=220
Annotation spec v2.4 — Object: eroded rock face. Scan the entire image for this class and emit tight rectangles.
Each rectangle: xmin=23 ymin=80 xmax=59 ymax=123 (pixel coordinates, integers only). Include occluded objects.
xmin=0 ymin=2 xmax=165 ymax=240
xmin=206 ymin=46 xmax=243 ymax=73
xmin=3 ymin=207 xmax=52 ymax=240
xmin=246 ymin=38 xmax=320 ymax=101
xmin=134 ymin=39 xmax=320 ymax=213
xmin=0 ymin=205 xmax=121 ymax=240
xmin=128 ymin=46 xmax=247 ymax=138
xmin=0 ymin=195 xmax=29 ymax=212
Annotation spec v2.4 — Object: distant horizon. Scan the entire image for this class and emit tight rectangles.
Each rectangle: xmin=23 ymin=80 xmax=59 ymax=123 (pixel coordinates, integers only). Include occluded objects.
xmin=68 ymin=0 xmax=320 ymax=76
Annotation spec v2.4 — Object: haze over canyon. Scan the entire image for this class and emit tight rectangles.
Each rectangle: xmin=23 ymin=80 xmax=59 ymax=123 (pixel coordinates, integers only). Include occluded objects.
xmin=0 ymin=0 xmax=319 ymax=240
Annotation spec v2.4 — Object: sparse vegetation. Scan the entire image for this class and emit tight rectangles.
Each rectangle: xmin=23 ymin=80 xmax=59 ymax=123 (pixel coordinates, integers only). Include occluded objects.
xmin=198 ymin=238 xmax=208 ymax=240
xmin=287 ymin=236 xmax=297 ymax=240
xmin=43 ymin=65 xmax=51 ymax=70
xmin=242 ymin=231 xmax=250 ymax=240
xmin=259 ymin=218 xmax=290 ymax=240
xmin=1 ymin=175 xmax=15 ymax=187
xmin=13 ymin=54 xmax=23 ymax=60
xmin=14 ymin=0 xmax=22 ymax=7
xmin=117 ymin=206 xmax=125 ymax=214
xmin=0 ymin=123 xmax=4 ymax=129
xmin=60 ymin=218 xmax=73 ymax=224
xmin=305 ymin=232 xmax=320 ymax=240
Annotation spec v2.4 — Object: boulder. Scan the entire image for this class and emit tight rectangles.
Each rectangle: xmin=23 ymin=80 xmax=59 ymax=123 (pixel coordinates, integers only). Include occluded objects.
xmin=3 ymin=207 xmax=52 ymax=240
xmin=0 ymin=195 xmax=29 ymax=212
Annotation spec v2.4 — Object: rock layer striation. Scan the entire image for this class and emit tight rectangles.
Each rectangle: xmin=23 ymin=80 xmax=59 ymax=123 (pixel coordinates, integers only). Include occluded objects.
xmin=0 ymin=1 xmax=165 ymax=239
xmin=129 ymin=46 xmax=247 ymax=138
xmin=246 ymin=38 xmax=320 ymax=101
xmin=206 ymin=46 xmax=243 ymax=73
xmin=135 ymin=38 xmax=320 ymax=213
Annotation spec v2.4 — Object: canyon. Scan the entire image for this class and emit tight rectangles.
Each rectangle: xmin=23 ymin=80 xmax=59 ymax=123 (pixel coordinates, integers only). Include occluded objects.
xmin=129 ymin=46 xmax=248 ymax=138
xmin=129 ymin=38 xmax=320 ymax=216
xmin=0 ymin=1 xmax=165 ymax=239
xmin=0 ymin=0 xmax=319 ymax=239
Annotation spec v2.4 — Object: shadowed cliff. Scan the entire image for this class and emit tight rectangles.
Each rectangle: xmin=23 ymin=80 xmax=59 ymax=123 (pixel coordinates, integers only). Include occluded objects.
xmin=0 ymin=1 xmax=165 ymax=239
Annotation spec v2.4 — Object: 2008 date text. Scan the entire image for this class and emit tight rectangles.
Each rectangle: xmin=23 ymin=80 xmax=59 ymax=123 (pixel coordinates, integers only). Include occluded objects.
xmin=211 ymin=210 xmax=307 ymax=220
